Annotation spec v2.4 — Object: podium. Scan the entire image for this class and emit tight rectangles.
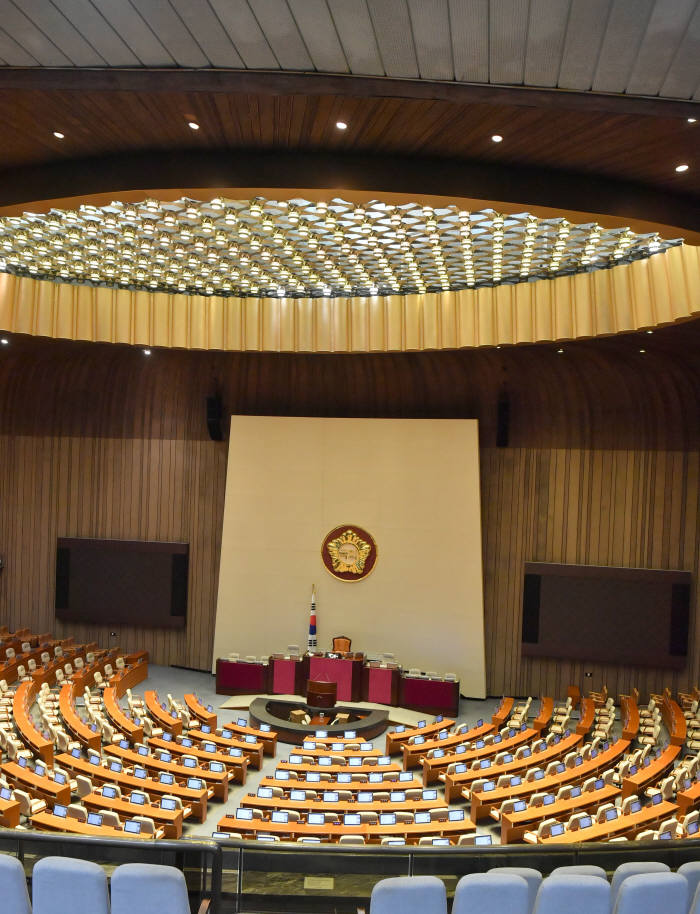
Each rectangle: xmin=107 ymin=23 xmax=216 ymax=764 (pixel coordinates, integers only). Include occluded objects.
xmin=307 ymin=679 xmax=337 ymax=708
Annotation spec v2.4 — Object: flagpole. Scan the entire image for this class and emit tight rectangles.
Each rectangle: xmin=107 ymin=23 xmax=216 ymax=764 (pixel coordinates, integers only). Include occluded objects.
xmin=308 ymin=585 xmax=317 ymax=652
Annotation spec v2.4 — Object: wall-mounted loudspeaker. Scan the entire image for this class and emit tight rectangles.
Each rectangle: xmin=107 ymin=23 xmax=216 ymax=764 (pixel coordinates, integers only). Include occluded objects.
xmin=206 ymin=395 xmax=224 ymax=441
xmin=496 ymin=392 xmax=510 ymax=448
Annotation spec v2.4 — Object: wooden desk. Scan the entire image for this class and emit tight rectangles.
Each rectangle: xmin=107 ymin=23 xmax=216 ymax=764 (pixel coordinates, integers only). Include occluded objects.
xmin=298 ymin=744 xmax=382 ymax=760
xmin=240 ymin=794 xmax=448 ymax=816
xmin=215 ymin=721 xmax=277 ymax=756
xmin=421 ymin=726 xmax=538 ymax=786
xmin=492 ymin=698 xmax=514 ymax=728
xmin=109 ymin=658 xmax=149 ymax=699
xmin=1 ymin=761 xmax=71 ymax=807
xmin=144 ymin=691 xmax=183 ymax=736
xmin=56 ymin=752 xmax=208 ymax=822
xmin=188 ymin=728 xmax=264 ymax=769
xmin=12 ymin=681 xmax=54 ymax=764
xmin=31 ymin=810 xmax=154 ymax=839
xmin=470 ymin=739 xmax=630 ymax=823
xmin=82 ymin=791 xmax=184 ymax=838
xmin=621 ymin=696 xmax=640 ymax=740
xmin=407 ymin=726 xmax=537 ymax=774
xmin=576 ymin=698 xmax=596 ymax=735
xmin=402 ymin=721 xmax=494 ymax=771
xmin=148 ymin=736 xmax=248 ymax=784
xmin=532 ymin=698 xmax=554 ymax=732
xmin=385 ymin=718 xmax=456 ymax=755
xmin=0 ymin=796 xmax=21 ymax=828
xmin=59 ymin=683 xmax=101 ymax=751
xmin=442 ymin=732 xmax=583 ymax=802
xmin=662 ymin=696 xmax=687 ymax=746
xmin=541 ymin=800 xmax=679 ymax=844
xmin=259 ymin=775 xmax=423 ymax=793
xmin=105 ymin=743 xmax=229 ymax=801
xmin=278 ymin=760 xmax=402 ymax=777
xmin=621 ymin=745 xmax=680 ymax=798
xmin=104 ymin=687 xmax=144 ymax=744
xmin=184 ymin=694 xmax=217 ymax=730
xmin=500 ymin=784 xmax=621 ymax=844
xmin=677 ymin=781 xmax=700 ymax=815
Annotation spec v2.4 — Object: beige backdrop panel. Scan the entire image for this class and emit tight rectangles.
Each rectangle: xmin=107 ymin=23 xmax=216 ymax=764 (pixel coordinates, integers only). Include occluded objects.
xmin=213 ymin=416 xmax=486 ymax=697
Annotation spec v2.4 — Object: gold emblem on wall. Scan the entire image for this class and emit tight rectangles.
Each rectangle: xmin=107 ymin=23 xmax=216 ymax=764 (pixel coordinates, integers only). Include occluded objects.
xmin=322 ymin=526 xmax=378 ymax=582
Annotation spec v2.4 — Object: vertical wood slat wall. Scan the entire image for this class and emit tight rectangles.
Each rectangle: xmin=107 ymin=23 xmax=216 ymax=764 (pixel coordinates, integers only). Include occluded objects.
xmin=0 ymin=331 xmax=698 ymax=697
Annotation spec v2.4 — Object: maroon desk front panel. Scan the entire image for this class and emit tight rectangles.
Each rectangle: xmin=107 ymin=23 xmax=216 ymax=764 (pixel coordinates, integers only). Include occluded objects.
xmin=399 ymin=676 xmax=460 ymax=718
xmin=271 ymin=657 xmax=307 ymax=695
xmin=216 ymin=659 xmax=271 ymax=695
xmin=307 ymin=656 xmax=363 ymax=702
xmin=362 ymin=665 xmax=400 ymax=706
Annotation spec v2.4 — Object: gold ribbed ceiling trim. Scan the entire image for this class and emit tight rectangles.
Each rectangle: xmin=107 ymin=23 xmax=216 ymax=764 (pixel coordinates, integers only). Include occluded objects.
xmin=0 ymin=244 xmax=697 ymax=352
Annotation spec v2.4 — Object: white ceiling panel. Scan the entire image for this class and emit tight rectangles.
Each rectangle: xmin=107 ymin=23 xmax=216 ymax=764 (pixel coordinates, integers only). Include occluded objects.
xmin=288 ymin=0 xmax=348 ymax=73
xmin=0 ymin=2 xmax=73 ymax=65
xmin=129 ymin=0 xmax=210 ymax=68
xmin=89 ymin=0 xmax=174 ymax=64
xmin=659 ymin=2 xmax=700 ymax=99
xmin=592 ymin=0 xmax=655 ymax=93
xmin=51 ymin=0 xmax=141 ymax=66
xmin=246 ymin=0 xmax=313 ymax=70
xmin=627 ymin=0 xmax=697 ymax=95
xmin=367 ymin=0 xmax=419 ymax=78
xmin=449 ymin=0 xmax=488 ymax=82
xmin=0 ymin=27 xmax=39 ymax=65
xmin=407 ymin=0 xmax=453 ymax=81
xmin=489 ymin=0 xmax=529 ymax=84
xmin=558 ymin=0 xmax=613 ymax=90
xmin=14 ymin=0 xmax=105 ymax=65
xmin=166 ymin=0 xmax=244 ymax=67
xmin=209 ymin=0 xmax=278 ymax=69
xmin=327 ymin=0 xmax=384 ymax=75
xmin=524 ymin=0 xmax=571 ymax=87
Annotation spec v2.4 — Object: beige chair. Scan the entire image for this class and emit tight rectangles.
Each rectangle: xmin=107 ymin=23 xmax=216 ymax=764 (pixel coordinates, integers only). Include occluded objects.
xmin=338 ymin=834 xmax=365 ymax=845
xmin=99 ymin=810 xmax=121 ymax=828
xmin=13 ymin=789 xmax=46 ymax=818
xmin=523 ymin=817 xmax=559 ymax=843
xmin=67 ymin=803 xmax=88 ymax=822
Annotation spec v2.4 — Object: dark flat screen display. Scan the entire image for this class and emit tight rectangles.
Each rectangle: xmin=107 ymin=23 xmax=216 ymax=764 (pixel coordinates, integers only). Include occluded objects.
xmin=521 ymin=562 xmax=691 ymax=669
xmin=56 ymin=537 xmax=188 ymax=628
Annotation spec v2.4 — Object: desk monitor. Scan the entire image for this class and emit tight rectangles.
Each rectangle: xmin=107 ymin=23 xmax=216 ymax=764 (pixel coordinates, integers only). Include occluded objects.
xmin=574 ymin=756 xmax=583 ymax=766
xmin=331 ymin=743 xmax=345 ymax=751
xmin=303 ymin=741 xmax=316 ymax=750
xmin=590 ymin=749 xmax=598 ymax=758
xmin=34 ymin=764 xmax=45 ymax=777
xmin=455 ymin=763 xmax=468 ymax=774
xmin=475 ymin=835 xmax=492 ymax=846
xmin=244 ymin=735 xmax=257 ymax=744
xmin=605 ymin=807 xmax=618 ymax=821
xmin=479 ymin=759 xmax=491 ymax=769
xmin=448 ymin=809 xmax=465 ymax=821
xmin=438 ymin=730 xmax=448 ymax=740
xmin=658 ymin=830 xmax=673 ymax=839
xmin=417 ymin=721 xmax=426 ymax=728
xmin=315 ymin=730 xmax=328 ymax=738
xmin=378 ymin=756 xmax=391 ymax=765
xmin=308 ymin=813 xmax=325 ymax=825
xmin=53 ymin=772 xmax=66 ymax=785
xmin=275 ymin=770 xmax=289 ymax=780
xmin=394 ymin=725 xmax=405 ymax=733
xmin=643 ymin=756 xmax=652 ymax=767
xmin=348 ymin=758 xmax=362 ymax=767
xmin=134 ymin=718 xmax=141 ymax=726
xmin=477 ymin=719 xmax=484 ymax=727
xmin=390 ymin=791 xmax=406 ymax=802
xmin=159 ymin=773 xmax=174 ymax=785
xmin=138 ymin=746 xmax=149 ymax=757
xmin=543 ymin=794 xmax=556 ymax=805
xmin=228 ymin=748 xmax=243 ymax=757
xmin=556 ymin=763 xmax=565 ymax=774
xmin=90 ymin=724 xmax=98 ymax=733
xmin=345 ymin=731 xmax=357 ymax=739
xmin=456 ymin=745 xmax=467 ymax=754
xmin=260 ymin=724 xmax=272 ymax=732
xmin=0 ymin=787 xmax=11 ymax=800
xmin=71 ymin=747 xmax=82 ymax=758
xmin=119 ymin=740 xmax=130 ymax=749
xmin=18 ymin=757 xmax=27 ymax=768
xmin=422 ymin=789 xmax=438 ymax=800
xmin=306 ymin=772 xmax=321 ymax=783
xmin=210 ymin=761 xmax=224 ymax=773
xmin=160 ymin=752 xmax=172 ymax=762
xmin=109 ymin=761 xmax=122 ymax=773
xmin=432 ymin=838 xmax=450 ymax=846
xmin=206 ymin=704 xmax=213 ymax=712
xmin=385 ymin=839 xmax=405 ymax=845
xmin=414 ymin=812 xmax=430 ymax=824
xmin=521 ymin=748 xmax=532 ymax=758
xmin=201 ymin=724 xmax=211 ymax=734
xmin=475 ymin=740 xmax=485 ymax=749
xmin=102 ymin=786 xmax=117 ymax=799
xmin=482 ymin=781 xmax=496 ymax=792
xmin=187 ymin=777 xmax=203 ymax=790
xmin=212 ymin=831 xmax=229 ymax=839
xmin=688 ymin=821 xmax=699 ymax=835
xmin=513 ymin=800 xmax=527 ymax=812
xmin=684 ymin=778 xmax=693 ymax=789
xmin=53 ymin=804 xmax=67 ymax=818
xmin=181 ymin=738 xmax=193 ymax=747
xmin=533 ymin=770 xmax=545 ymax=780
xmin=204 ymin=742 xmax=217 ymax=753
xmin=271 ymin=811 xmax=289 ymax=824
xmin=630 ymin=800 xmax=642 ymax=813
xmin=413 ymin=736 xmax=425 ymax=745
xmin=221 ymin=729 xmax=232 ymax=739
xmin=433 ymin=749 xmax=445 ymax=758
xmin=503 ymin=754 xmax=514 ymax=764
xmin=510 ymin=776 xmax=522 ymax=786
xmin=236 ymin=808 xmax=253 ymax=820
xmin=290 ymin=790 xmax=306 ymax=801
xmin=399 ymin=772 xmax=413 ymax=782
xmin=570 ymin=786 xmax=582 ymax=798
xmin=508 ymin=729 xmax=517 ymax=738
xmin=130 ymin=792 xmax=146 ymax=805
xmin=124 ymin=820 xmax=142 ymax=834
xmin=257 ymin=787 xmax=273 ymax=798
xmin=493 ymin=735 xmax=503 ymax=744
xmin=87 ymin=812 xmax=103 ymax=827
xmin=237 ymin=718 xmax=248 ymax=727
xmin=289 ymin=755 xmax=303 ymax=764
xmin=183 ymin=758 xmax=197 ymax=768
xmin=369 ymin=773 xmax=382 ymax=783
xmin=435 ymin=715 xmax=444 ymax=722
xmin=323 ymin=792 xmax=339 ymax=802
xmin=578 ymin=815 xmax=592 ymax=828
xmin=343 ymin=813 xmax=361 ymax=826
xmin=256 ymin=835 xmax=275 ymax=842
xmin=594 ymin=778 xmax=604 ymax=790
xmin=549 ymin=823 xmax=565 ymax=836
xmin=652 ymin=792 xmax=663 ymax=805
xmin=358 ymin=792 xmax=373 ymax=803
xmin=337 ymin=773 xmax=352 ymax=783
xmin=380 ymin=813 xmax=396 ymax=825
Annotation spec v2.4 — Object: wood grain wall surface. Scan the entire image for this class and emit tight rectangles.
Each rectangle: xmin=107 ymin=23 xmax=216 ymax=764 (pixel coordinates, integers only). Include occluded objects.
xmin=0 ymin=321 xmax=698 ymax=697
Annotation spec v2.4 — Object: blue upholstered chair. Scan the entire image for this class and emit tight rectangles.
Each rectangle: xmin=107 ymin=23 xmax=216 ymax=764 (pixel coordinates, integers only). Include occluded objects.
xmin=0 ymin=855 xmax=31 ymax=914
xmin=534 ymin=875 xmax=611 ymax=914
xmin=111 ymin=863 xmax=192 ymax=914
xmin=454 ymin=873 xmax=529 ymax=914
xmin=370 ymin=876 xmax=447 ymax=914
xmin=610 ymin=861 xmax=670 ymax=906
xmin=613 ymin=873 xmax=687 ymax=914
xmin=32 ymin=857 xmax=109 ymax=914
xmin=678 ymin=861 xmax=700 ymax=912
xmin=488 ymin=867 xmax=542 ymax=914
xmin=549 ymin=865 xmax=608 ymax=880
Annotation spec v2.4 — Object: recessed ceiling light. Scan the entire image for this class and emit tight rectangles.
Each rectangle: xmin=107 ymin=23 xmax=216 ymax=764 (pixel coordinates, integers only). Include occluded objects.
xmin=675 ymin=163 xmax=689 ymax=172
xmin=639 ymin=348 xmax=646 ymax=353
xmin=646 ymin=329 xmax=653 ymax=334
xmin=491 ymin=134 xmax=503 ymax=143
xmin=53 ymin=131 xmax=65 ymax=140
xmin=336 ymin=121 xmax=348 ymax=130
xmin=557 ymin=348 xmax=564 ymax=354
xmin=143 ymin=348 xmax=151 ymax=355
xmin=188 ymin=121 xmax=200 ymax=131
xmin=0 ymin=338 xmax=8 ymax=345
xmin=688 ymin=118 xmax=697 ymax=123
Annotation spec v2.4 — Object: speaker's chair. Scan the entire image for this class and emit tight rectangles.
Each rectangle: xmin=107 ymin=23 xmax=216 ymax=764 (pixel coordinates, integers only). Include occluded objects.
xmin=332 ymin=635 xmax=352 ymax=653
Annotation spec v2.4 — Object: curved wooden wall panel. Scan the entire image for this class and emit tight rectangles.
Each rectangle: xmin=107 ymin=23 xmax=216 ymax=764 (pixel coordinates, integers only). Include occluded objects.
xmin=0 ymin=245 xmax=698 ymax=352
xmin=0 ymin=323 xmax=698 ymax=696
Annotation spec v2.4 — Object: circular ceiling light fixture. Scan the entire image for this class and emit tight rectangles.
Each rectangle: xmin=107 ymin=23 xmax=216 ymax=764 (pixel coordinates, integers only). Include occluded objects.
xmin=491 ymin=134 xmax=503 ymax=143
xmin=675 ymin=163 xmax=689 ymax=172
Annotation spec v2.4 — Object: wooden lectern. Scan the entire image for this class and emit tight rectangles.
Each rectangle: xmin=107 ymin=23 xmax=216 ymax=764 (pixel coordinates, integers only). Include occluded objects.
xmin=307 ymin=679 xmax=337 ymax=708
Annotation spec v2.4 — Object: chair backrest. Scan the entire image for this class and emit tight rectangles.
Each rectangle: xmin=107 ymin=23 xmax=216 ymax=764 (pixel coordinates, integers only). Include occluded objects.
xmin=488 ymin=868 xmax=542 ymax=914
xmin=610 ymin=862 xmax=670 ymax=904
xmin=548 ymin=866 xmax=607 ymax=880
xmin=332 ymin=636 xmax=352 ymax=653
xmin=0 ymin=853 xmax=31 ymax=914
xmin=614 ymin=872 xmax=687 ymax=914
xmin=678 ymin=862 xmax=700 ymax=914
xmin=33 ymin=856 xmax=110 ymax=914
xmin=370 ymin=876 xmax=447 ymax=914
xmin=534 ymin=875 xmax=611 ymax=914
xmin=110 ymin=863 xmax=191 ymax=914
xmin=454 ymin=874 xmax=529 ymax=914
